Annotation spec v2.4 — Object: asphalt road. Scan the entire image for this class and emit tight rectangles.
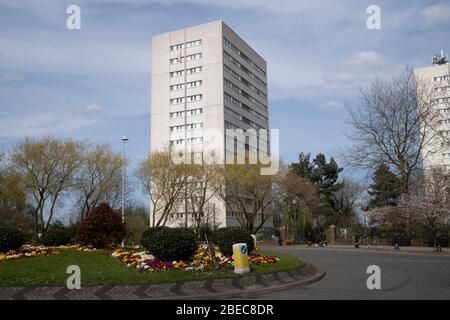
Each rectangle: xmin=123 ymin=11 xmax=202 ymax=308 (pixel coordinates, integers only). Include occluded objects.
xmin=257 ymin=247 xmax=450 ymax=300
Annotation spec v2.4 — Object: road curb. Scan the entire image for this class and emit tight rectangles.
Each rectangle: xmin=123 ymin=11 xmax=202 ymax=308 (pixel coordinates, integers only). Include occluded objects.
xmin=162 ymin=264 xmax=326 ymax=300
xmin=0 ymin=264 xmax=325 ymax=300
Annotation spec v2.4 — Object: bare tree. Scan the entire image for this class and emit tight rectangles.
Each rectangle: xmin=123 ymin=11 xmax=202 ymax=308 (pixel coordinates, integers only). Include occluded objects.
xmin=136 ymin=149 xmax=189 ymax=227
xmin=75 ymin=143 xmax=127 ymax=220
xmin=11 ymin=137 xmax=84 ymax=234
xmin=185 ymin=160 xmax=223 ymax=232
xmin=331 ymin=177 xmax=364 ymax=227
xmin=346 ymin=67 xmax=448 ymax=194
xmin=273 ymin=168 xmax=319 ymax=239
xmin=219 ymin=163 xmax=273 ymax=234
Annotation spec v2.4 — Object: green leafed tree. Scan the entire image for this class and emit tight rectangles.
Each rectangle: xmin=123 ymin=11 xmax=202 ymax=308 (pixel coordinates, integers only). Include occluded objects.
xmin=290 ymin=153 xmax=343 ymax=199
xmin=220 ymin=162 xmax=274 ymax=234
xmin=11 ymin=137 xmax=84 ymax=235
xmin=367 ymin=163 xmax=403 ymax=208
xmin=289 ymin=152 xmax=343 ymax=227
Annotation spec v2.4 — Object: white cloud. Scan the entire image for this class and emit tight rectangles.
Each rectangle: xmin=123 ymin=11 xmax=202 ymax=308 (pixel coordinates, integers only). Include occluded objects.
xmin=0 ymin=82 xmax=105 ymax=139
xmin=420 ymin=2 xmax=450 ymax=24
xmin=320 ymin=100 xmax=343 ymax=108
xmin=0 ymin=113 xmax=101 ymax=138
xmin=0 ymin=37 xmax=151 ymax=76
xmin=342 ymin=51 xmax=384 ymax=67
xmin=0 ymin=0 xmax=66 ymax=24
xmin=82 ymin=104 xmax=103 ymax=114
xmin=322 ymin=50 xmax=386 ymax=88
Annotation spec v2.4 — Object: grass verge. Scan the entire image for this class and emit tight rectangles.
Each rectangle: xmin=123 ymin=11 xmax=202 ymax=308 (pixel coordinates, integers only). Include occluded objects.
xmin=0 ymin=249 xmax=305 ymax=286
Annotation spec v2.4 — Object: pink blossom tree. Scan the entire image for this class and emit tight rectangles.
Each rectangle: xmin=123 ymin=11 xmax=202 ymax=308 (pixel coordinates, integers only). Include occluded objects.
xmin=405 ymin=169 xmax=450 ymax=232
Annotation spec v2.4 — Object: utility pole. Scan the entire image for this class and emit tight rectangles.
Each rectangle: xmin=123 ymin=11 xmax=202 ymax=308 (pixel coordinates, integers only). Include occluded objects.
xmin=121 ymin=135 xmax=129 ymax=248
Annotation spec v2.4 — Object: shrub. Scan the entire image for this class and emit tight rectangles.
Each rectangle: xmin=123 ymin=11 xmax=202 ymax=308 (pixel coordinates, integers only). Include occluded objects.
xmin=194 ymin=226 xmax=215 ymax=242
xmin=124 ymin=212 xmax=149 ymax=245
xmin=140 ymin=227 xmax=197 ymax=261
xmin=0 ymin=227 xmax=25 ymax=253
xmin=67 ymin=223 xmax=80 ymax=243
xmin=211 ymin=228 xmax=254 ymax=256
xmin=76 ymin=202 xmax=126 ymax=248
xmin=41 ymin=227 xmax=71 ymax=246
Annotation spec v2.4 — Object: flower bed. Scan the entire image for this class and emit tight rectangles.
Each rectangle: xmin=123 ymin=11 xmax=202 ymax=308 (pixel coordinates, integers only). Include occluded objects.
xmin=0 ymin=245 xmax=61 ymax=262
xmin=110 ymin=243 xmax=280 ymax=272
xmin=0 ymin=244 xmax=101 ymax=262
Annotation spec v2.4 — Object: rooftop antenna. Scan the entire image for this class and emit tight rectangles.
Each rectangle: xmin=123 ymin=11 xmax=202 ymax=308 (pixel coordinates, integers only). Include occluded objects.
xmin=432 ymin=50 xmax=449 ymax=65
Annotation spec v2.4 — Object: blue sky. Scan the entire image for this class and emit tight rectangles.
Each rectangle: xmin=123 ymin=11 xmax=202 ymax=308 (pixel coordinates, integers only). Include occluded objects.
xmin=1 ymin=0 xmax=449 ymax=188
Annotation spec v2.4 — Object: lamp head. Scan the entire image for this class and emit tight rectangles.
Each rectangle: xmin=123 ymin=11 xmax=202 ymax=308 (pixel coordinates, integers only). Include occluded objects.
xmin=122 ymin=135 xmax=129 ymax=142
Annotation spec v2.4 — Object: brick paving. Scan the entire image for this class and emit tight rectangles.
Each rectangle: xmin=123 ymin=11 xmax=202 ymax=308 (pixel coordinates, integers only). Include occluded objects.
xmin=0 ymin=264 xmax=324 ymax=300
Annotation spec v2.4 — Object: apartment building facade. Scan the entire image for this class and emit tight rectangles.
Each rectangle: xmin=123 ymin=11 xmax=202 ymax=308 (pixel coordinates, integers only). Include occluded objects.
xmin=150 ymin=20 xmax=272 ymax=234
xmin=414 ymin=52 xmax=450 ymax=171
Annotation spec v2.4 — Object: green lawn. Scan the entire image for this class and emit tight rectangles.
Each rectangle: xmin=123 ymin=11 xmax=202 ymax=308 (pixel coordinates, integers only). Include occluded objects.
xmin=0 ymin=249 xmax=304 ymax=286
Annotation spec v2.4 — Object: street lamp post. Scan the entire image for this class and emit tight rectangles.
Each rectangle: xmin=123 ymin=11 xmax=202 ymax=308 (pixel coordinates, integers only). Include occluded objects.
xmin=292 ymin=198 xmax=297 ymax=242
xmin=121 ymin=135 xmax=129 ymax=248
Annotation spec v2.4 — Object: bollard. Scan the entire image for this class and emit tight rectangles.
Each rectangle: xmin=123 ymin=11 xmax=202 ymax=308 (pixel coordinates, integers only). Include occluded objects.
xmin=233 ymin=243 xmax=250 ymax=274
xmin=251 ymin=234 xmax=257 ymax=250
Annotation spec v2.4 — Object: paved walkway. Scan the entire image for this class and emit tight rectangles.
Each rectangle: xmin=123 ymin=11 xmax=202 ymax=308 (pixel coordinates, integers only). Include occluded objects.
xmin=0 ymin=265 xmax=324 ymax=300
xmin=264 ymin=244 xmax=450 ymax=255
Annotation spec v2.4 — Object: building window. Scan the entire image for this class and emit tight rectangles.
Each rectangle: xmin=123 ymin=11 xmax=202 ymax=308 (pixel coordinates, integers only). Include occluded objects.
xmin=170 ymin=67 xmax=202 ymax=78
xmin=187 ymin=67 xmax=202 ymax=75
xmin=224 ymin=92 xmax=242 ymax=107
xmin=224 ymin=93 xmax=268 ymax=123
xmin=170 ymin=94 xmax=202 ymax=105
xmin=224 ymin=77 xmax=267 ymax=108
xmin=188 ymin=137 xmax=203 ymax=144
xmin=435 ymin=86 xmax=450 ymax=93
xmin=225 ymin=107 xmax=242 ymax=121
xmin=188 ymin=94 xmax=202 ymax=102
xmin=187 ymin=122 xmax=203 ymax=130
xmin=170 ymin=111 xmax=185 ymax=118
xmin=223 ymin=51 xmax=267 ymax=88
xmin=170 ymin=97 xmax=184 ymax=104
xmin=170 ymin=125 xmax=185 ymax=132
xmin=170 ymin=80 xmax=202 ymax=91
xmin=170 ymin=139 xmax=184 ymax=146
xmin=223 ymin=37 xmax=266 ymax=76
xmin=186 ymin=80 xmax=202 ymax=89
xmin=186 ymin=53 xmax=202 ymax=62
xmin=225 ymin=121 xmax=242 ymax=130
xmin=434 ymin=75 xmax=449 ymax=82
xmin=437 ymin=98 xmax=450 ymax=104
xmin=169 ymin=53 xmax=202 ymax=65
xmin=224 ymin=78 xmax=241 ymax=94
xmin=170 ymin=39 xmax=202 ymax=52
xmin=170 ymin=83 xmax=184 ymax=91
xmin=188 ymin=108 xmax=203 ymax=116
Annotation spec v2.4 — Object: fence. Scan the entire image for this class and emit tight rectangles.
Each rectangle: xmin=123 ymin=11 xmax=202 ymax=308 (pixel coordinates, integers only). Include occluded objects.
xmin=334 ymin=237 xmax=448 ymax=247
